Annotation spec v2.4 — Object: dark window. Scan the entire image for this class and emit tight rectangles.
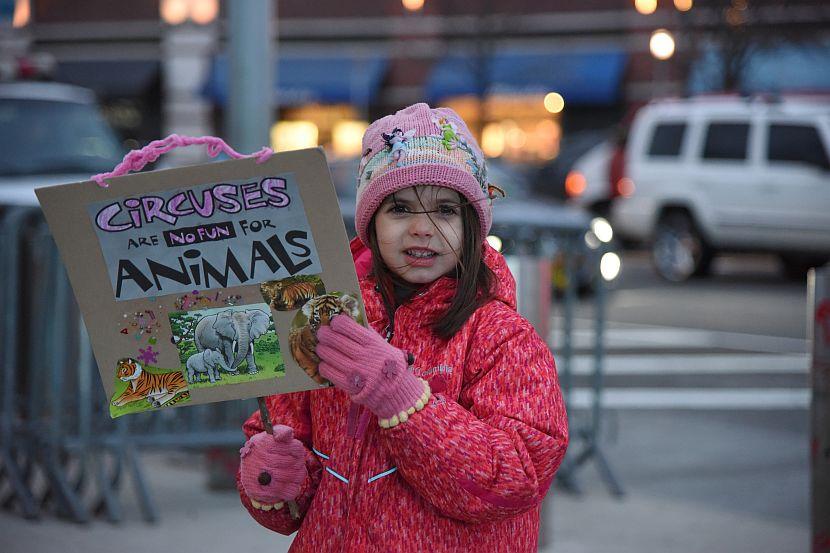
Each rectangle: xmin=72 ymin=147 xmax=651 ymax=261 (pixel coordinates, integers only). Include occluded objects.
xmin=768 ymin=124 xmax=830 ymax=171
xmin=647 ymin=123 xmax=686 ymax=157
xmin=702 ymin=122 xmax=750 ymax=161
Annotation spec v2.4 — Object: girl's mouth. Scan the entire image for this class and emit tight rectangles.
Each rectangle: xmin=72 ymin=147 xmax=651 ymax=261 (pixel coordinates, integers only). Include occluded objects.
xmin=403 ymin=248 xmax=439 ymax=266
xmin=404 ymin=248 xmax=437 ymax=259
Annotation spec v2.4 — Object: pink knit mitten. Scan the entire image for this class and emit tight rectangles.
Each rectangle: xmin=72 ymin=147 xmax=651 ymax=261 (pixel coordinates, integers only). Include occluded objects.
xmin=316 ymin=314 xmax=430 ymax=428
xmin=239 ymin=425 xmax=307 ymax=511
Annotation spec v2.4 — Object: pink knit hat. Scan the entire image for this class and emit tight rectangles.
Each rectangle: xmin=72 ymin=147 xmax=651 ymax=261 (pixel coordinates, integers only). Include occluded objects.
xmin=354 ymin=103 xmax=492 ymax=246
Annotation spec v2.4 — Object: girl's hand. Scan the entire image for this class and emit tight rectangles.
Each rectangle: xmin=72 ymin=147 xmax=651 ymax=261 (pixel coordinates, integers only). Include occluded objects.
xmin=316 ymin=315 xmax=430 ymax=427
xmin=239 ymin=425 xmax=307 ymax=511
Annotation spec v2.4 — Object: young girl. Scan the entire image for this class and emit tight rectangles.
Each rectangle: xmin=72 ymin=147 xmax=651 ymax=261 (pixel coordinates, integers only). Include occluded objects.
xmin=237 ymin=103 xmax=568 ymax=552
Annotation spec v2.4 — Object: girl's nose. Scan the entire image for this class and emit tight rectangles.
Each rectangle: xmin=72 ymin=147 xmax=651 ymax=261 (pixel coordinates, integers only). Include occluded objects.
xmin=409 ymin=212 xmax=434 ymax=237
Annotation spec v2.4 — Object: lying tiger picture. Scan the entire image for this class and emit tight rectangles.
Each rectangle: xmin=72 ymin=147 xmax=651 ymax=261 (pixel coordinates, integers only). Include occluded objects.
xmin=260 ymin=275 xmax=326 ymax=311
xmin=110 ymin=357 xmax=190 ymax=415
xmin=288 ymin=293 xmax=361 ymax=385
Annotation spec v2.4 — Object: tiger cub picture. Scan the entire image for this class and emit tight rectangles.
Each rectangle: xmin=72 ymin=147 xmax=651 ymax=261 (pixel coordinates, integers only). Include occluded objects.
xmin=111 ymin=358 xmax=189 ymax=408
xmin=260 ymin=276 xmax=326 ymax=311
xmin=289 ymin=293 xmax=360 ymax=385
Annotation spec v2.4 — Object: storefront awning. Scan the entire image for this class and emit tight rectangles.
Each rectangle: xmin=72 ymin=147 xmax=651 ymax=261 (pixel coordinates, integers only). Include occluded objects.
xmin=54 ymin=60 xmax=160 ymax=99
xmin=202 ymin=54 xmax=388 ymax=107
xmin=426 ymin=48 xmax=628 ymax=105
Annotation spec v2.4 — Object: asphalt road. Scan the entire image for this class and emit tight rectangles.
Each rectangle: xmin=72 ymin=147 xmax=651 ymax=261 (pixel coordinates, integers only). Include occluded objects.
xmin=548 ymin=248 xmax=814 ymax=552
xmin=588 ymin=250 xmax=808 ymax=340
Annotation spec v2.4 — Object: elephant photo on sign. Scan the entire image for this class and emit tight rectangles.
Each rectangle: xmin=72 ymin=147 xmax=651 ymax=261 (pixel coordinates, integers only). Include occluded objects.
xmin=168 ymin=302 xmax=285 ymax=389
xmin=194 ymin=308 xmax=271 ymax=375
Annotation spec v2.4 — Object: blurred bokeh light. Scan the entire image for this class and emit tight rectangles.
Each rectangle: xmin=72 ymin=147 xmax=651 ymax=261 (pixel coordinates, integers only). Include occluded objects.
xmin=650 ymin=29 xmax=676 ymax=60
xmin=634 ymin=0 xmax=657 ymax=15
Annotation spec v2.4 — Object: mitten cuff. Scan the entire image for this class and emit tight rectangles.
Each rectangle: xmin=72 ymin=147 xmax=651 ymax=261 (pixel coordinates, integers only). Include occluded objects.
xmin=378 ymin=378 xmax=431 ymax=429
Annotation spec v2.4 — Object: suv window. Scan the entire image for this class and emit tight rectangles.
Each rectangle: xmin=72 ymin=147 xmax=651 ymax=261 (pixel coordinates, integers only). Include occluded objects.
xmin=647 ymin=123 xmax=686 ymax=157
xmin=702 ymin=122 xmax=750 ymax=161
xmin=767 ymin=123 xmax=830 ymax=171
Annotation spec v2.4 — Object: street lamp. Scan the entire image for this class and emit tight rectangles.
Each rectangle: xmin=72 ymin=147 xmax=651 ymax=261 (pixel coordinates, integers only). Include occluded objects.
xmin=402 ymin=0 xmax=424 ymax=11
xmin=634 ymin=0 xmax=657 ymax=15
xmin=161 ymin=0 xmax=189 ymax=25
xmin=634 ymin=0 xmax=694 ymax=15
xmin=160 ymin=0 xmax=218 ymax=25
xmin=190 ymin=0 xmax=219 ymax=25
xmin=12 ymin=0 xmax=30 ymax=27
xmin=650 ymin=29 xmax=676 ymax=61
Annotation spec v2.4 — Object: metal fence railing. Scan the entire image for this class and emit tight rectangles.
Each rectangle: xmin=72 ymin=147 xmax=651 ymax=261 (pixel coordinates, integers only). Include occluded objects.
xmin=0 ymin=206 xmax=258 ymax=523
xmin=490 ymin=203 xmax=622 ymax=500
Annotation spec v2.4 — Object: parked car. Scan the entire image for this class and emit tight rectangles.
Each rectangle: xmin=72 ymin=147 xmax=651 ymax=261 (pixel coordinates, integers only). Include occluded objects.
xmin=565 ymin=126 xmax=631 ymax=218
xmin=564 ymin=140 xmax=613 ymax=214
xmin=610 ymin=95 xmax=830 ymax=281
xmin=0 ymin=81 xmax=123 ymax=207
xmin=533 ymin=130 xmax=608 ymax=201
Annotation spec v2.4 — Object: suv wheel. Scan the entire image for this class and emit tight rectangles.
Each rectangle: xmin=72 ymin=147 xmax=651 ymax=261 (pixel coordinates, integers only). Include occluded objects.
xmin=652 ymin=212 xmax=712 ymax=282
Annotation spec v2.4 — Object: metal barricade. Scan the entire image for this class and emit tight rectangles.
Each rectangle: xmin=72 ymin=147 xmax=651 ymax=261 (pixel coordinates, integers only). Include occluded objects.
xmin=0 ymin=206 xmax=257 ymax=523
xmin=493 ymin=216 xmax=620 ymax=548
xmin=491 ymin=204 xmax=621 ymax=494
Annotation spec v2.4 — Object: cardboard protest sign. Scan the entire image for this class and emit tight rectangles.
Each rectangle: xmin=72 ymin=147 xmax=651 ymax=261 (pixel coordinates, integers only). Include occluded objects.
xmin=36 ymin=147 xmax=363 ymax=418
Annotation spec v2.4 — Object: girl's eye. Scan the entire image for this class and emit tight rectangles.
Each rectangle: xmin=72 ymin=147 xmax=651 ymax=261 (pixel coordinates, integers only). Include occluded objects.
xmin=438 ymin=204 xmax=458 ymax=216
xmin=389 ymin=204 xmax=410 ymax=214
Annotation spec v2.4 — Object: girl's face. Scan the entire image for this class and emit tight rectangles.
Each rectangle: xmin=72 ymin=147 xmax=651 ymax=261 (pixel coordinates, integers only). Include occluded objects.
xmin=374 ymin=185 xmax=464 ymax=285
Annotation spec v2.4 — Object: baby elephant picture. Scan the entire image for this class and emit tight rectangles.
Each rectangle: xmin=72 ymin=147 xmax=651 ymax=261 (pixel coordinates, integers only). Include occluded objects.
xmin=186 ymin=349 xmax=229 ymax=384
xmin=168 ymin=302 xmax=285 ymax=391
xmin=194 ymin=308 xmax=271 ymax=375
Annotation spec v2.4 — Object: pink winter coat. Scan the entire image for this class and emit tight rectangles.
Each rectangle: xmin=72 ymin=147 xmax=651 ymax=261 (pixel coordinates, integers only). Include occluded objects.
xmin=238 ymin=239 xmax=569 ymax=552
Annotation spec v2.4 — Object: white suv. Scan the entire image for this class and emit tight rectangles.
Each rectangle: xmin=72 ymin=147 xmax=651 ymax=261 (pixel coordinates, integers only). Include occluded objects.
xmin=611 ymin=96 xmax=830 ymax=281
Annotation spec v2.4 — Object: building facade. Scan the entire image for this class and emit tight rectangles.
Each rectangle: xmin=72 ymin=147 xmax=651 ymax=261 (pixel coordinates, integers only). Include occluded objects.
xmin=5 ymin=0 xmax=829 ymax=166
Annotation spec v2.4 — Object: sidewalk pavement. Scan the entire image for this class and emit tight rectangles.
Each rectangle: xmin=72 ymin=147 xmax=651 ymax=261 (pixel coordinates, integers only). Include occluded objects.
xmin=0 ymin=410 xmax=808 ymax=553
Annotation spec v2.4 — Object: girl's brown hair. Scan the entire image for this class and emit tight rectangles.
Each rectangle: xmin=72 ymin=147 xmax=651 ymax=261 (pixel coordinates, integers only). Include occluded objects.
xmin=366 ymin=190 xmax=495 ymax=340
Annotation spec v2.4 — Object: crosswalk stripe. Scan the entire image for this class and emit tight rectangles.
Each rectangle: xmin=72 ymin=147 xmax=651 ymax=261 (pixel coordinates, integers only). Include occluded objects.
xmin=561 ymin=353 xmax=810 ymax=375
xmin=549 ymin=320 xmax=808 ymax=355
xmin=547 ymin=320 xmax=814 ymax=409
xmin=567 ymin=388 xmax=810 ymax=410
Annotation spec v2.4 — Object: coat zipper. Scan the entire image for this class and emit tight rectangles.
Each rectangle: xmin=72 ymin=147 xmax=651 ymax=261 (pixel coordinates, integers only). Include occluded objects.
xmin=341 ymin=305 xmax=402 ymax=549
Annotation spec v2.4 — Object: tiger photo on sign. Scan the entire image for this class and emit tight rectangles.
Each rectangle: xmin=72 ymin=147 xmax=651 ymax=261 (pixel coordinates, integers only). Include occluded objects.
xmin=288 ymin=293 xmax=361 ymax=385
xmin=260 ymin=275 xmax=326 ymax=311
xmin=110 ymin=357 xmax=190 ymax=409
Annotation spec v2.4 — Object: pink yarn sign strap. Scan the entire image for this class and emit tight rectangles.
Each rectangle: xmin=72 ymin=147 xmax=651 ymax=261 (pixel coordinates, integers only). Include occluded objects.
xmin=90 ymin=134 xmax=275 ymax=188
